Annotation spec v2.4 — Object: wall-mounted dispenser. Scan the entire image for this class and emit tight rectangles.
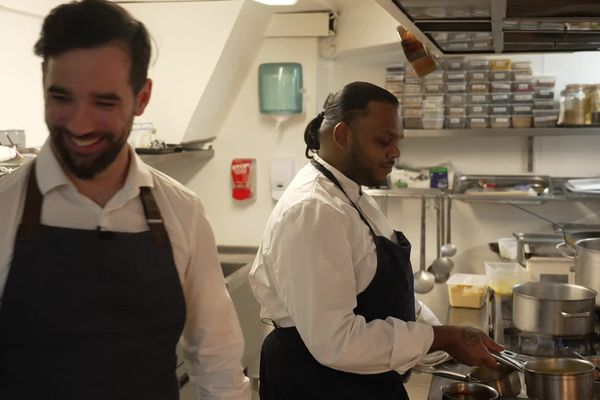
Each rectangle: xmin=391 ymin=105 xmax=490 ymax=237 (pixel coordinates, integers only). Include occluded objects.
xmin=270 ymin=158 xmax=296 ymax=201
xmin=258 ymin=63 xmax=303 ymax=129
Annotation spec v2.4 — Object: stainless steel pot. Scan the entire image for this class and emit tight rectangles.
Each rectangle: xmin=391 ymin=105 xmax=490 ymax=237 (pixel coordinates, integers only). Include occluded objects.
xmin=512 ymin=282 xmax=596 ymax=337
xmin=493 ymin=352 xmax=595 ymax=400
xmin=570 ymin=238 xmax=600 ymax=307
xmin=417 ymin=363 xmax=521 ymax=397
xmin=441 ymin=382 xmax=499 ymax=400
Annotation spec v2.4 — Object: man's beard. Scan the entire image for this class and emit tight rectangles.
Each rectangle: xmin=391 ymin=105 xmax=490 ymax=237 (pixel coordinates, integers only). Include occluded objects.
xmin=347 ymin=141 xmax=386 ymax=188
xmin=49 ymin=125 xmax=129 ymax=180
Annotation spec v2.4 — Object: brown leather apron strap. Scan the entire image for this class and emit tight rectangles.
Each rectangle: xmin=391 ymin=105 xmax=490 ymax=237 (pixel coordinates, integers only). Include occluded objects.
xmin=16 ymin=162 xmax=42 ymax=241
xmin=139 ymin=186 xmax=170 ymax=247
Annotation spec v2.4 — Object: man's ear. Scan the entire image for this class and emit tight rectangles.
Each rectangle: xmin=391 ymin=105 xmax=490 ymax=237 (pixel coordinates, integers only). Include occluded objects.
xmin=332 ymin=122 xmax=351 ymax=150
xmin=134 ymin=79 xmax=153 ymax=116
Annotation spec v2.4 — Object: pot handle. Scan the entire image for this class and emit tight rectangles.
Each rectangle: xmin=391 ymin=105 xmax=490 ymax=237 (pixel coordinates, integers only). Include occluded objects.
xmin=560 ymin=311 xmax=591 ymax=318
xmin=556 ymin=242 xmax=576 ymax=259
xmin=412 ymin=364 xmax=470 ymax=382
xmin=491 ymin=351 xmax=525 ymax=372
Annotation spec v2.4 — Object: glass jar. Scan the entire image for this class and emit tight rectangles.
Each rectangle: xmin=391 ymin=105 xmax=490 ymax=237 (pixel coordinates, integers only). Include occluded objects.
xmin=590 ymin=84 xmax=600 ymax=125
xmin=559 ymin=84 xmax=586 ymax=126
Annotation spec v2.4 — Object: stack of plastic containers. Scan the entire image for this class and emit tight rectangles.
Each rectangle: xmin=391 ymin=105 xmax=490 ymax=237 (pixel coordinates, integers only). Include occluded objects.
xmin=533 ymin=76 xmax=558 ymax=127
xmin=422 ymin=71 xmax=445 ymax=128
xmin=443 ymin=58 xmax=468 ymax=129
xmin=402 ymin=70 xmax=424 ymax=129
xmin=384 ymin=65 xmax=405 ymax=101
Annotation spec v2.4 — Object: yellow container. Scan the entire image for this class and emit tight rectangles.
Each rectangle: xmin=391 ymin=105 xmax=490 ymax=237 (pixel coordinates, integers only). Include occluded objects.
xmin=485 ymin=261 xmax=530 ymax=295
xmin=447 ymin=273 xmax=489 ymax=308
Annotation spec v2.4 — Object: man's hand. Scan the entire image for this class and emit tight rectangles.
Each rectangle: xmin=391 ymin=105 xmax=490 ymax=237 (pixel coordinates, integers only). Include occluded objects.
xmin=429 ymin=325 xmax=503 ymax=369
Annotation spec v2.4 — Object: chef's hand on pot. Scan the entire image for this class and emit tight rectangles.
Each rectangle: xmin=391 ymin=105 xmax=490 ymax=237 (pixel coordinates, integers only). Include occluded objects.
xmin=430 ymin=325 xmax=503 ymax=369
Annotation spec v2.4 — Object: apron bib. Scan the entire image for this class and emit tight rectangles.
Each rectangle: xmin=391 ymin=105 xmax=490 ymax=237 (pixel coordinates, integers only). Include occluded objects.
xmin=259 ymin=160 xmax=416 ymax=400
xmin=0 ymin=164 xmax=186 ymax=400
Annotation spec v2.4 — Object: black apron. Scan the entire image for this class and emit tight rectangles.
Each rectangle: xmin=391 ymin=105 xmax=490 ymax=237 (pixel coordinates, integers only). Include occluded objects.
xmin=259 ymin=160 xmax=416 ymax=400
xmin=0 ymin=164 xmax=186 ymax=400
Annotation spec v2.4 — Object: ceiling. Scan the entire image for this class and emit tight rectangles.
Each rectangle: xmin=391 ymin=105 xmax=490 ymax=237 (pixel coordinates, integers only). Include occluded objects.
xmin=114 ymin=0 xmax=338 ymax=12
xmin=376 ymin=0 xmax=600 ymax=54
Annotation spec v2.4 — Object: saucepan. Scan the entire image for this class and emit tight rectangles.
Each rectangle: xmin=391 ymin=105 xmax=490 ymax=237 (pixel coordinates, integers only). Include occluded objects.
xmin=414 ymin=362 xmax=521 ymax=397
xmin=441 ymin=382 xmax=499 ymax=400
xmin=493 ymin=351 xmax=595 ymax=400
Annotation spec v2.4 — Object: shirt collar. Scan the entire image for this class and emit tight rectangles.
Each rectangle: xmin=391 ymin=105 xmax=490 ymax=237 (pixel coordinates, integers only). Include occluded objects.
xmin=36 ymin=139 xmax=154 ymax=197
xmin=313 ymin=154 xmax=363 ymax=203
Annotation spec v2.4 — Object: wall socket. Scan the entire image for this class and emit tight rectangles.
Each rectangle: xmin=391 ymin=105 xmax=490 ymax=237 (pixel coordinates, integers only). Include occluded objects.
xmin=0 ymin=130 xmax=26 ymax=147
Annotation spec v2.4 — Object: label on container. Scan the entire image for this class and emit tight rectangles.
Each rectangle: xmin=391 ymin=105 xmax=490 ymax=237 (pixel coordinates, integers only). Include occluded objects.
xmin=471 ymin=84 xmax=487 ymax=91
xmin=472 ymin=106 xmax=484 ymax=113
xmin=447 ymin=95 xmax=464 ymax=103
xmin=471 ymin=95 xmax=487 ymax=103
xmin=514 ymin=105 xmax=532 ymax=113
xmin=492 ymin=94 xmax=509 ymax=102
xmin=470 ymin=72 xmax=487 ymax=80
xmin=492 ymin=106 xmax=509 ymax=114
xmin=447 ymin=72 xmax=466 ymax=80
xmin=516 ymin=83 xmax=532 ymax=91
xmin=450 ymin=118 xmax=461 ymax=123
xmin=425 ymin=84 xmax=442 ymax=92
xmin=492 ymin=83 xmax=511 ymax=91
xmin=494 ymin=117 xmax=509 ymax=123
xmin=514 ymin=94 xmax=534 ymax=102
xmin=447 ymin=83 xmax=467 ymax=92
xmin=492 ymin=72 xmax=508 ymax=80
xmin=430 ymin=166 xmax=448 ymax=189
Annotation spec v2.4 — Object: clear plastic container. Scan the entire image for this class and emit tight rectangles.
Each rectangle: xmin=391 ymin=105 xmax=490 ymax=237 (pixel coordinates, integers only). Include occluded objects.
xmin=558 ymin=84 xmax=586 ymax=126
xmin=385 ymin=83 xmax=404 ymax=95
xmin=485 ymin=261 xmax=530 ymax=295
xmin=512 ymin=61 xmax=532 ymax=71
xmin=490 ymin=105 xmax=510 ymax=115
xmin=443 ymin=58 xmax=466 ymax=71
xmin=403 ymin=95 xmax=423 ymax=107
xmin=491 ymin=93 xmax=511 ymax=104
xmin=533 ymin=99 xmax=556 ymax=110
xmin=447 ymin=273 xmax=489 ymax=308
xmin=511 ymin=104 xmax=533 ymax=115
xmin=533 ymin=109 xmax=559 ymax=128
xmin=467 ymin=104 xmax=490 ymax=116
xmin=512 ymin=81 xmax=535 ymax=92
xmin=491 ymin=82 xmax=512 ymax=93
xmin=403 ymin=117 xmax=423 ymax=129
xmin=445 ymin=71 xmax=468 ymax=82
xmin=512 ymin=114 xmax=533 ymax=128
xmin=424 ymin=71 xmax=445 ymax=81
xmin=468 ymin=82 xmax=489 ymax=93
xmin=491 ymin=116 xmax=511 ymax=128
xmin=422 ymin=118 xmax=444 ymax=129
xmin=424 ymin=82 xmax=445 ymax=94
xmin=423 ymin=95 xmax=445 ymax=104
xmin=445 ymin=93 xmax=468 ymax=105
xmin=534 ymin=89 xmax=554 ymax=100
xmin=512 ymin=71 xmax=534 ymax=82
xmin=403 ymin=107 xmax=423 ymax=118
xmin=466 ymin=59 xmax=490 ymax=71
xmin=535 ymin=76 xmax=557 ymax=88
xmin=467 ymin=71 xmax=489 ymax=82
xmin=423 ymin=109 xmax=444 ymax=119
xmin=490 ymin=59 xmax=512 ymax=71
xmin=490 ymin=71 xmax=511 ymax=81
xmin=467 ymin=116 xmax=489 ymax=128
xmin=445 ymin=116 xmax=467 ymax=128
xmin=511 ymin=92 xmax=534 ymax=103
xmin=467 ymin=93 xmax=490 ymax=104
xmin=404 ymin=84 xmax=423 ymax=94
xmin=445 ymin=105 xmax=467 ymax=117
xmin=447 ymin=83 xmax=468 ymax=93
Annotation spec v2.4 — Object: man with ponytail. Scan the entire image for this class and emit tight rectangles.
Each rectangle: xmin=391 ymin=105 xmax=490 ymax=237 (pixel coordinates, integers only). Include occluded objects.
xmin=250 ymin=81 xmax=502 ymax=399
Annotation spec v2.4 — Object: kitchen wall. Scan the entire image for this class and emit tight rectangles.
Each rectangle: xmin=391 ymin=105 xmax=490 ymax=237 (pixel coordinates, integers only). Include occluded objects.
xmin=2 ymin=0 xmax=600 ymax=318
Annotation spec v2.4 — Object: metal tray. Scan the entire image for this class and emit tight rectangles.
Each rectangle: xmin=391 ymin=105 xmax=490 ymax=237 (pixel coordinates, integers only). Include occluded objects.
xmin=452 ymin=174 xmax=553 ymax=203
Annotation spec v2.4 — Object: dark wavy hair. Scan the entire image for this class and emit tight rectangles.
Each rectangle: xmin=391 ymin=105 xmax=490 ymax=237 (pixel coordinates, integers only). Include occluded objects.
xmin=34 ymin=0 xmax=151 ymax=95
xmin=304 ymin=81 xmax=399 ymax=159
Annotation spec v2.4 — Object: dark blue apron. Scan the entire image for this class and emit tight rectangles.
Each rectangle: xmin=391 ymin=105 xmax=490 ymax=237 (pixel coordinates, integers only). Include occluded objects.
xmin=258 ymin=160 xmax=416 ymax=400
xmin=0 ymin=164 xmax=186 ymax=400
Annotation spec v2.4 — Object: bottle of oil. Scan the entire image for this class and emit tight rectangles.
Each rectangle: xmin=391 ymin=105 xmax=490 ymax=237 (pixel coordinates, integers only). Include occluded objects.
xmin=397 ymin=25 xmax=437 ymax=77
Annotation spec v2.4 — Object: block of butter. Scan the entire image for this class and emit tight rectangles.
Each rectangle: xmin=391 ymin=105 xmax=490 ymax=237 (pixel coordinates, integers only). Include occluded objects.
xmin=447 ymin=273 xmax=489 ymax=309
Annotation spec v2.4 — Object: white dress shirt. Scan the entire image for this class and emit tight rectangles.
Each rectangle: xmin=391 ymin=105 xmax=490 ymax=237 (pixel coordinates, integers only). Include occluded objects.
xmin=249 ymin=155 xmax=440 ymax=375
xmin=0 ymin=141 xmax=250 ymax=400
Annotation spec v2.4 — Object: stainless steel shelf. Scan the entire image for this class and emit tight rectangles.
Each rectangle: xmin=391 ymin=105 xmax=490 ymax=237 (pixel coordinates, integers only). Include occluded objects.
xmin=365 ymin=188 xmax=444 ymax=199
xmin=138 ymin=147 xmax=214 ymax=165
xmin=404 ymin=127 xmax=600 ymax=138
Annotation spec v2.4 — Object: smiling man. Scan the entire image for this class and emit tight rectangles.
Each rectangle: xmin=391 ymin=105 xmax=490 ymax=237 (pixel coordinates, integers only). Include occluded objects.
xmin=0 ymin=1 xmax=249 ymax=399
xmin=249 ymin=81 xmax=502 ymax=400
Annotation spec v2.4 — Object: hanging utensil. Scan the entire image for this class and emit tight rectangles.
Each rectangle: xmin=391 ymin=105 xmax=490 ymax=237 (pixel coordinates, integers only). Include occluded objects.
xmin=414 ymin=196 xmax=435 ymax=294
xmin=441 ymin=195 xmax=457 ymax=257
xmin=428 ymin=194 xmax=453 ymax=282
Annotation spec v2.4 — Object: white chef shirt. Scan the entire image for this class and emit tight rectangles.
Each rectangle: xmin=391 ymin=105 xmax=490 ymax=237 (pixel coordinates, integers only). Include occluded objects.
xmin=249 ymin=155 xmax=440 ymax=375
xmin=0 ymin=141 xmax=250 ymax=400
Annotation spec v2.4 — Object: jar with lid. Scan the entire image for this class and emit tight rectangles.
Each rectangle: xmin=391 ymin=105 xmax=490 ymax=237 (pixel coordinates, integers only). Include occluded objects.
xmin=590 ymin=84 xmax=600 ymax=125
xmin=558 ymin=84 xmax=586 ymax=126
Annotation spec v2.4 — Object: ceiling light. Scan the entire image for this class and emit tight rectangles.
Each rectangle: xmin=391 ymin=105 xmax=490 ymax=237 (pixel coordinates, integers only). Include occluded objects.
xmin=253 ymin=0 xmax=298 ymax=5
